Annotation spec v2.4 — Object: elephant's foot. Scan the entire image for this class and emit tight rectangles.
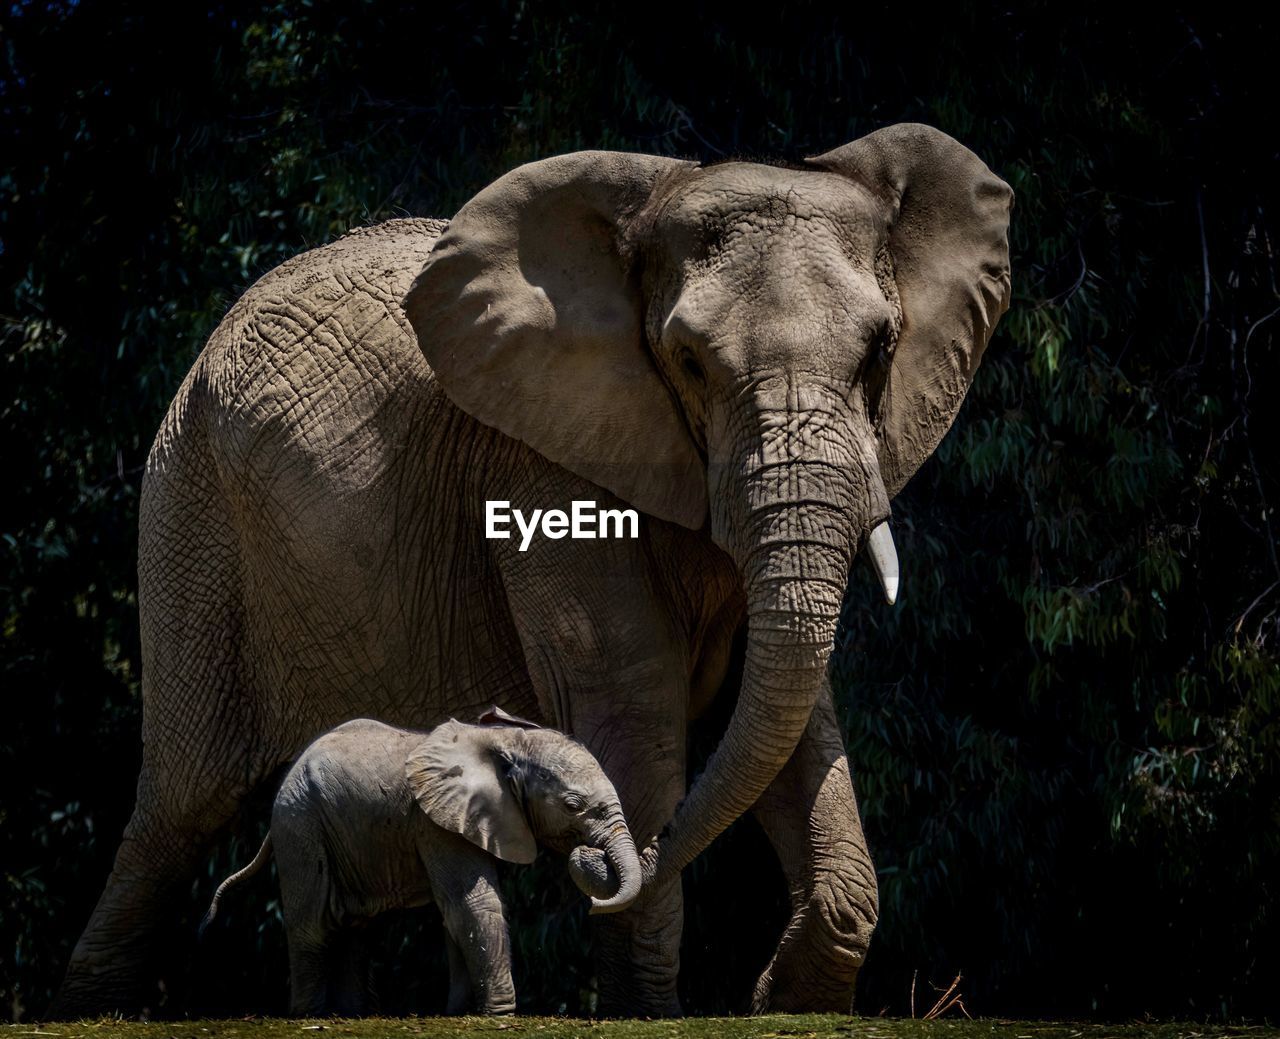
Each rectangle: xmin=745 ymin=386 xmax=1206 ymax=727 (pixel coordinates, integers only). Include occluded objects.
xmin=749 ymin=869 xmax=874 ymax=1014
xmin=49 ymin=841 xmax=180 ymax=1019
xmin=49 ymin=928 xmax=159 ymax=1020
xmin=593 ymin=875 xmax=683 ymax=1017
xmin=52 ymin=753 xmax=258 ymax=1019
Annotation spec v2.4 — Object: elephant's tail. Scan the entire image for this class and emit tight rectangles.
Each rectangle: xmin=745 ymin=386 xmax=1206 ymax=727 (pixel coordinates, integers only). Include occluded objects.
xmin=198 ymin=832 xmax=273 ymax=938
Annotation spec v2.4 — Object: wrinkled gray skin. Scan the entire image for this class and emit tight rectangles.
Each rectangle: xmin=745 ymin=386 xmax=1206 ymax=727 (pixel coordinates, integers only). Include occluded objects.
xmin=200 ymin=716 xmax=638 ymax=1016
xmin=54 ymin=123 xmax=1011 ymax=1018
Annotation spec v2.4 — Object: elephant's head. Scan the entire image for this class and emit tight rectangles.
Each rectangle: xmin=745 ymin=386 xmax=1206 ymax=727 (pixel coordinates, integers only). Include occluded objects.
xmin=406 ymin=711 xmax=643 ymax=913
xmin=404 ymin=124 xmax=1013 ymax=889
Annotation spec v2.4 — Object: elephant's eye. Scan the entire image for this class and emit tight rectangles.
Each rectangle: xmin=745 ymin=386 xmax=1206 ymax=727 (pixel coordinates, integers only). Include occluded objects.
xmin=681 ymin=352 xmax=706 ymax=384
xmin=562 ymin=793 xmax=586 ymax=813
xmin=869 ymin=318 xmax=892 ymax=366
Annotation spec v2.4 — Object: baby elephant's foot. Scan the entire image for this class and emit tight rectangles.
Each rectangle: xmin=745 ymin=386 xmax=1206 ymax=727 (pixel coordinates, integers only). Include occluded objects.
xmin=569 ymin=846 xmax=619 ymax=901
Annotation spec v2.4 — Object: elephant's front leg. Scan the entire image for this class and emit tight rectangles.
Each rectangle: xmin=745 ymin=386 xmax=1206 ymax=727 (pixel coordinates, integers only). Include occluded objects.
xmin=497 ymin=517 xmax=690 ymax=1017
xmin=431 ymin=859 xmax=517 ymax=1015
xmin=443 ymin=934 xmax=473 ymax=1015
xmin=577 ymin=699 xmax=686 ymax=1017
xmin=435 ymin=870 xmax=514 ymax=1008
xmin=750 ymin=684 xmax=879 ymax=1013
xmin=534 ymin=652 xmax=688 ymax=1017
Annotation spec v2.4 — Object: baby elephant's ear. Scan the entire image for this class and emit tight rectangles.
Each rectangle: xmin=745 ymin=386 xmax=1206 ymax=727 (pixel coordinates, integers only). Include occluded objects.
xmin=406 ymin=720 xmax=537 ymax=865
xmin=477 ymin=705 xmax=542 ymax=730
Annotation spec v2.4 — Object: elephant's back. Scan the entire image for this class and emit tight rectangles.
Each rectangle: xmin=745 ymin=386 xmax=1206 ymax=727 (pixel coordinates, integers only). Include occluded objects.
xmin=138 ymin=217 xmax=534 ymax=743
xmin=277 ymin=718 xmax=418 ymax=818
xmin=233 ymin=216 xmax=446 ymax=308
xmin=138 ymin=217 xmax=499 ymax=729
xmin=147 ymin=216 xmax=449 ymax=483
xmin=203 ymin=217 xmax=444 ymax=460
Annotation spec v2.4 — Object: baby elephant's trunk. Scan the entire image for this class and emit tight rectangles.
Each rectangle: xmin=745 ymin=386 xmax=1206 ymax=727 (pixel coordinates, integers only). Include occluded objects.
xmin=588 ymin=817 xmax=642 ymax=915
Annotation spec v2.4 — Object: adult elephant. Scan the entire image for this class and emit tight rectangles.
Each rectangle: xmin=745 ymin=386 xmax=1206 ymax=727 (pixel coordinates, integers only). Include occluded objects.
xmin=53 ymin=123 xmax=1011 ymax=1018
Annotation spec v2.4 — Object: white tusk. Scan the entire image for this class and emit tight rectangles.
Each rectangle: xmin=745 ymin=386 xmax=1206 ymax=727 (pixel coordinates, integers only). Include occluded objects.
xmin=867 ymin=521 xmax=899 ymax=606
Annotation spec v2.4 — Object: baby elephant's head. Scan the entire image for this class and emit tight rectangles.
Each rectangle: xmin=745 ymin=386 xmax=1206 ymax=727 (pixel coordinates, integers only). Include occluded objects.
xmin=406 ymin=708 xmax=641 ymax=915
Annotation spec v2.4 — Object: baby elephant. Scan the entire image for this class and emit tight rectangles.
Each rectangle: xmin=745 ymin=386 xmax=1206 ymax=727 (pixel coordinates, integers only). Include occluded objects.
xmin=201 ymin=708 xmax=639 ymax=1016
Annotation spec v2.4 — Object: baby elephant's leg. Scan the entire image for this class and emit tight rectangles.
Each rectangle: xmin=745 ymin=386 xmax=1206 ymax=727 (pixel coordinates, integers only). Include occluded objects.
xmin=444 ymin=934 xmax=472 ymax=1015
xmin=330 ymin=928 xmax=373 ymax=1016
xmin=431 ymin=851 xmax=515 ymax=1015
xmin=277 ymin=832 xmax=337 ymax=1016
xmin=285 ymin=925 xmax=332 ymax=1016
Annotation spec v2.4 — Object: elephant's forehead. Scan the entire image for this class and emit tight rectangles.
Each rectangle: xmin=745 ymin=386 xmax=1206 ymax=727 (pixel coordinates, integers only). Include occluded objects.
xmin=662 ymin=166 xmax=889 ymax=337
xmin=662 ymin=162 xmax=885 ymax=250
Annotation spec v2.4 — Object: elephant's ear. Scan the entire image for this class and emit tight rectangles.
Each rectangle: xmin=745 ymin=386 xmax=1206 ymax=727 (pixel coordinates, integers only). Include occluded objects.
xmin=807 ymin=123 xmax=1013 ymax=498
xmin=477 ymin=705 xmax=542 ymax=730
xmin=404 ymin=151 xmax=707 ymax=529
xmin=406 ymin=720 xmax=537 ymax=865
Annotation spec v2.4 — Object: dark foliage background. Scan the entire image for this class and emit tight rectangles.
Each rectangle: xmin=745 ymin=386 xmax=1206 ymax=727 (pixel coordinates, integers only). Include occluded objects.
xmin=3 ymin=0 xmax=1278 ymax=1023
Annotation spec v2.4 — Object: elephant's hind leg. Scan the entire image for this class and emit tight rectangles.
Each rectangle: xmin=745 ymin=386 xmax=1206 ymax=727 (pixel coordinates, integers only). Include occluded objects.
xmin=51 ymin=420 xmax=272 ymax=1017
xmin=330 ymin=928 xmax=373 ymax=1016
xmin=52 ymin=782 xmax=250 ymax=1017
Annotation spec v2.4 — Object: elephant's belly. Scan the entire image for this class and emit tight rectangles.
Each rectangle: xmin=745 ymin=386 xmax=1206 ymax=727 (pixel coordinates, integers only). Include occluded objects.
xmin=336 ymin=862 xmax=437 ymax=925
xmin=244 ymin=511 xmax=534 ymax=743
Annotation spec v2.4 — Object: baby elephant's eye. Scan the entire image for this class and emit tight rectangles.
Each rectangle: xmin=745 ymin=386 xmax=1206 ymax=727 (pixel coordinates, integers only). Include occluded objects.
xmin=562 ymin=793 xmax=586 ymax=813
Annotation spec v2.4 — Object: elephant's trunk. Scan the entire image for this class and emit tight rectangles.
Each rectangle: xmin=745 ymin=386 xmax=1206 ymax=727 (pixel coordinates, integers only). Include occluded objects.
xmin=587 ymin=813 xmax=643 ymax=915
xmin=644 ymin=379 xmax=891 ymax=887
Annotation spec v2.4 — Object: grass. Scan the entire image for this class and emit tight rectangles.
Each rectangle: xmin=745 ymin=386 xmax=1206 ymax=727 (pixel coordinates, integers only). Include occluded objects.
xmin=3 ymin=1018 xmax=1277 ymax=1039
